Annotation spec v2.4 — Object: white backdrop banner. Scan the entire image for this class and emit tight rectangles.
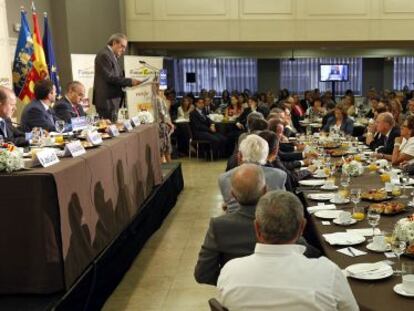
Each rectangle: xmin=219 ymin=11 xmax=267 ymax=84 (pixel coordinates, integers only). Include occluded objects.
xmin=124 ymin=56 xmax=163 ymax=118
xmin=70 ymin=54 xmax=96 ymax=113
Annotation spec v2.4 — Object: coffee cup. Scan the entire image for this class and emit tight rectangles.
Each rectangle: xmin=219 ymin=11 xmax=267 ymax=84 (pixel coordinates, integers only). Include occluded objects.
xmin=372 ymin=235 xmax=386 ymax=250
xmin=402 ymin=274 xmax=414 ymax=294
xmin=338 ymin=211 xmax=352 ymax=223
xmin=402 ymin=262 xmax=414 ymax=294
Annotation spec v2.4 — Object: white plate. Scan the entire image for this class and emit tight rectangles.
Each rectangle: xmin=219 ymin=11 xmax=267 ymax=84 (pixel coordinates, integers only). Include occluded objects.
xmin=307 ymin=193 xmax=335 ymax=201
xmin=313 ymin=173 xmax=328 ymax=179
xmin=393 ymin=284 xmax=414 ymax=297
xmin=333 ymin=218 xmax=357 ymax=226
xmin=330 ymin=198 xmax=350 ymax=204
xmin=346 ymin=263 xmax=393 ymax=280
xmin=299 ymin=179 xmax=326 ymax=186
xmin=366 ymin=242 xmax=391 ymax=253
xmin=314 ymin=210 xmax=343 ymax=219
xmin=320 ymin=184 xmax=339 ymax=190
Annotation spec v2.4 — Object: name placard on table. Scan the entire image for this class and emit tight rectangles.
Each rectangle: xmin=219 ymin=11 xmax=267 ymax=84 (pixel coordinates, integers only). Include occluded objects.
xmin=71 ymin=116 xmax=89 ymax=131
xmin=64 ymin=140 xmax=86 ymax=157
xmin=131 ymin=116 xmax=140 ymax=127
xmin=36 ymin=149 xmax=60 ymax=167
xmin=108 ymin=125 xmax=120 ymax=137
xmin=123 ymin=120 xmax=133 ymax=132
xmin=86 ymin=131 xmax=103 ymax=145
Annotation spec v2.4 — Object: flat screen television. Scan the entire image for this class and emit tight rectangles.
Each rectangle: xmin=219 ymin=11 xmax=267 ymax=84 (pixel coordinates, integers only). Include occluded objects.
xmin=319 ymin=64 xmax=349 ymax=82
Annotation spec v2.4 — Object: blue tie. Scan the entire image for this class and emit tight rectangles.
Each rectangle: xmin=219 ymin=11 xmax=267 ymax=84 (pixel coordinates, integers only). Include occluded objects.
xmin=0 ymin=120 xmax=7 ymax=138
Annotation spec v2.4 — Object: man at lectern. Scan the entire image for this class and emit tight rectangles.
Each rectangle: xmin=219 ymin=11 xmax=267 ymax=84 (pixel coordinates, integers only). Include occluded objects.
xmin=93 ymin=33 xmax=142 ymax=122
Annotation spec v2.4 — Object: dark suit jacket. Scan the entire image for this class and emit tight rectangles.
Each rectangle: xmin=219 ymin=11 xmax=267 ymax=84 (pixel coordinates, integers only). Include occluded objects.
xmin=321 ymin=116 xmax=354 ymax=135
xmin=377 ymin=126 xmax=401 ymax=155
xmin=20 ymin=100 xmax=58 ymax=132
xmin=54 ymin=97 xmax=86 ymax=123
xmin=236 ymin=107 xmax=267 ymax=128
xmin=0 ymin=118 xmax=28 ymax=147
xmin=194 ymin=204 xmax=320 ymax=285
xmin=92 ymin=47 xmax=132 ymax=113
xmin=279 ymin=150 xmax=303 ymax=162
xmin=189 ymin=109 xmax=212 ymax=136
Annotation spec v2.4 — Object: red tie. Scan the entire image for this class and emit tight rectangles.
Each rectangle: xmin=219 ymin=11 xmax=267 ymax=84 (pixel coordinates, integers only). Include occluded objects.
xmin=72 ymin=105 xmax=80 ymax=117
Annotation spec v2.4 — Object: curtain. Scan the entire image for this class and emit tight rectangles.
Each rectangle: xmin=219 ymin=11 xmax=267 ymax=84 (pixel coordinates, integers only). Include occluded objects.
xmin=173 ymin=58 xmax=257 ymax=95
xmin=280 ymin=57 xmax=363 ymax=95
xmin=394 ymin=57 xmax=414 ymax=91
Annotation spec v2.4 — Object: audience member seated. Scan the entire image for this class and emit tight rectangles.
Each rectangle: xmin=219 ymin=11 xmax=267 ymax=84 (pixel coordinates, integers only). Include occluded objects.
xmin=382 ymin=115 xmax=414 ymax=165
xmin=195 ymin=166 xmax=320 ymax=286
xmin=235 ymin=96 xmax=266 ymax=130
xmin=176 ymin=95 xmax=194 ymax=120
xmin=365 ymin=96 xmax=380 ymax=118
xmin=300 ymin=90 xmax=313 ymax=111
xmin=217 ymin=190 xmax=358 ymax=311
xmin=53 ymin=81 xmax=86 ymax=123
xmin=203 ymin=96 xmax=216 ymax=114
xmin=321 ymin=103 xmax=354 ymax=135
xmin=0 ymin=86 xmax=29 ymax=146
xmin=258 ymin=130 xmax=315 ymax=190
xmin=290 ymin=95 xmax=305 ymax=131
xmin=219 ymin=134 xmax=286 ymax=213
xmin=21 ymin=79 xmax=58 ymax=132
xmin=405 ymin=98 xmax=414 ymax=118
xmin=373 ymin=112 xmax=400 ymax=156
xmin=226 ymin=115 xmax=268 ymax=171
xmin=189 ymin=97 xmax=226 ymax=157
xmin=225 ymin=95 xmax=243 ymax=121
xmin=321 ymin=100 xmax=336 ymax=129
xmin=306 ymin=98 xmax=326 ymax=118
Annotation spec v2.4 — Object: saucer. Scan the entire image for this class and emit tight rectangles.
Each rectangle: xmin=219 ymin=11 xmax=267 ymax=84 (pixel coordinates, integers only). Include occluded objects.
xmin=321 ymin=185 xmax=338 ymax=190
xmin=333 ymin=218 xmax=357 ymax=226
xmin=366 ymin=242 xmax=391 ymax=253
xmin=330 ymin=198 xmax=350 ymax=204
xmin=393 ymin=283 xmax=414 ymax=297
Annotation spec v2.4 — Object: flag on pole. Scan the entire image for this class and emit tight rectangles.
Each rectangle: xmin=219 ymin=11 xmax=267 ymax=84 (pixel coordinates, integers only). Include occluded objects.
xmin=12 ymin=9 xmax=33 ymax=98
xmin=19 ymin=2 xmax=49 ymax=103
xmin=43 ymin=12 xmax=61 ymax=96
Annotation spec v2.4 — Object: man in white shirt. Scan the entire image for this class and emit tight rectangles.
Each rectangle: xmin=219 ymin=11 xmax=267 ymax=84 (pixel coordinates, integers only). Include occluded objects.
xmin=217 ymin=190 xmax=359 ymax=311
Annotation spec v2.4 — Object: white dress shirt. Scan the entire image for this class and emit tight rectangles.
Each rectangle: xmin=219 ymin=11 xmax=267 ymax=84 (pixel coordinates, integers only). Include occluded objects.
xmin=217 ymin=243 xmax=359 ymax=311
xmin=400 ymin=136 xmax=414 ymax=164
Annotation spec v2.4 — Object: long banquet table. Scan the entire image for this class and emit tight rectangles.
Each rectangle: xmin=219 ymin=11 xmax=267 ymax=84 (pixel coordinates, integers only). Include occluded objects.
xmin=303 ymin=172 xmax=414 ymax=311
xmin=0 ymin=124 xmax=162 ymax=294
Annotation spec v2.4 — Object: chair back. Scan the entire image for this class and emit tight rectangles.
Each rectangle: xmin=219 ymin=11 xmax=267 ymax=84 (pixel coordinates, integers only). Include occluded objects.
xmin=208 ymin=298 xmax=229 ymax=311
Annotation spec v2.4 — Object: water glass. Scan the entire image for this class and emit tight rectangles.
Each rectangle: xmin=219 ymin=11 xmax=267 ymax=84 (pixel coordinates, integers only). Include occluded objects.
xmin=55 ymin=120 xmax=65 ymax=134
xmin=340 ymin=172 xmax=350 ymax=188
xmin=367 ymin=208 xmax=381 ymax=240
xmin=391 ymin=237 xmax=407 ymax=275
xmin=400 ymin=172 xmax=409 ymax=199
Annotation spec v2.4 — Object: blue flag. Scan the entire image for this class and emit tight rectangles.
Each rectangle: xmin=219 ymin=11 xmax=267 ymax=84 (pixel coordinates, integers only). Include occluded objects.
xmin=42 ymin=13 xmax=61 ymax=96
xmin=12 ymin=10 xmax=33 ymax=98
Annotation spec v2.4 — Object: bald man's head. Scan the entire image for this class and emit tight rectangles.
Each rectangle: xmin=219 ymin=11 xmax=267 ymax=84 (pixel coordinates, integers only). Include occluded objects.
xmin=0 ymin=86 xmax=17 ymax=119
xmin=230 ymin=163 xmax=267 ymax=206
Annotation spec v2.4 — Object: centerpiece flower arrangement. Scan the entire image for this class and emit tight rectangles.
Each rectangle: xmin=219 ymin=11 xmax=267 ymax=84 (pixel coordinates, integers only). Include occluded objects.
xmin=0 ymin=143 xmax=24 ymax=173
xmin=342 ymin=160 xmax=364 ymax=177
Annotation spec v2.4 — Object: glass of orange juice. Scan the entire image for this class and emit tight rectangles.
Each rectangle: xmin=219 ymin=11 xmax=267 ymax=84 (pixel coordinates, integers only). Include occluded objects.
xmin=354 ymin=154 xmax=362 ymax=162
xmin=55 ymin=135 xmax=64 ymax=144
xmin=368 ymin=162 xmax=378 ymax=173
xmin=380 ymin=173 xmax=391 ymax=183
xmin=352 ymin=205 xmax=365 ymax=221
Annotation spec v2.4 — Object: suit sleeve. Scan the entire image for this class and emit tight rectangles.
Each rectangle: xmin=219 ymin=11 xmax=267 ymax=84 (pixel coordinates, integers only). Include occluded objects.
xmin=190 ymin=112 xmax=211 ymax=133
xmin=96 ymin=53 xmax=132 ymax=88
xmin=28 ymin=106 xmax=55 ymax=132
xmin=194 ymin=218 xmax=221 ymax=285
xmin=279 ymin=151 xmax=303 ymax=162
xmin=53 ymin=103 xmax=73 ymax=123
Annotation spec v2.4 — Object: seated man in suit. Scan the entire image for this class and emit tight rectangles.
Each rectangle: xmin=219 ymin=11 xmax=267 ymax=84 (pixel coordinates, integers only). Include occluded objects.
xmin=21 ymin=79 xmax=58 ymax=132
xmin=195 ymin=164 xmax=320 ymax=286
xmin=219 ymin=134 xmax=287 ymax=213
xmin=217 ymin=190 xmax=357 ymax=310
xmin=189 ymin=97 xmax=226 ymax=157
xmin=374 ymin=112 xmax=401 ymax=157
xmin=0 ymin=86 xmax=29 ymax=146
xmin=54 ymin=81 xmax=86 ymax=123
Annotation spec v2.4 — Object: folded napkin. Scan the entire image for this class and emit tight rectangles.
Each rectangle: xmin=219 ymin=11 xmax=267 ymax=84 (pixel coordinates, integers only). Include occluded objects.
xmin=346 ymin=262 xmax=391 ymax=276
xmin=337 ymin=247 xmax=367 ymax=257
xmin=307 ymin=204 xmax=336 ymax=214
xmin=322 ymin=232 xmax=364 ymax=245
xmin=346 ymin=228 xmax=381 ymax=237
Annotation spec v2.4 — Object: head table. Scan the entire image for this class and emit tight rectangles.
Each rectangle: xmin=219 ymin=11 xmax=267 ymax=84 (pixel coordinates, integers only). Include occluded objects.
xmin=0 ymin=124 xmax=162 ymax=294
